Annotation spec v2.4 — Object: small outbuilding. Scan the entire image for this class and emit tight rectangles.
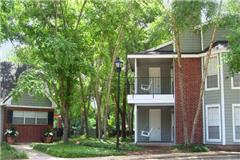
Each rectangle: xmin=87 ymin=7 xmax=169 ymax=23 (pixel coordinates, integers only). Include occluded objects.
xmin=1 ymin=93 xmax=56 ymax=142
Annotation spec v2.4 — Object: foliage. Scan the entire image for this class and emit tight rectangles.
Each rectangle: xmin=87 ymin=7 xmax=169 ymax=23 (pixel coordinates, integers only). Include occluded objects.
xmin=43 ymin=128 xmax=54 ymax=137
xmin=4 ymin=126 xmax=19 ymax=137
xmin=174 ymin=144 xmax=209 ymax=153
xmin=223 ymin=0 xmax=240 ymax=74
xmin=0 ymin=142 xmax=28 ymax=159
xmin=31 ymin=136 xmax=142 ymax=158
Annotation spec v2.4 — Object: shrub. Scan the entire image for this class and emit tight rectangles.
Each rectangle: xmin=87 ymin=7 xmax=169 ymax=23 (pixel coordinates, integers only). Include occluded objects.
xmin=174 ymin=144 xmax=209 ymax=152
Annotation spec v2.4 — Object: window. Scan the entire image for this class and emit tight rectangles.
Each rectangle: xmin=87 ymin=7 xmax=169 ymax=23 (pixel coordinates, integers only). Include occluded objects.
xmin=12 ymin=111 xmax=24 ymax=124
xmin=231 ymin=73 xmax=240 ymax=89
xmin=12 ymin=111 xmax=48 ymax=125
xmin=206 ymin=56 xmax=219 ymax=90
xmin=36 ymin=112 xmax=48 ymax=125
xmin=232 ymin=104 xmax=240 ymax=142
xmin=25 ymin=111 xmax=36 ymax=125
xmin=206 ymin=105 xmax=221 ymax=142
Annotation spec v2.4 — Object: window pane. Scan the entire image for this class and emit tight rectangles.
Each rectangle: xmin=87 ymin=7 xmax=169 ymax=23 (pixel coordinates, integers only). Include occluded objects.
xmin=37 ymin=118 xmax=48 ymax=125
xmin=233 ymin=74 xmax=240 ymax=87
xmin=235 ymin=107 xmax=240 ymax=126
xmin=207 ymin=57 xmax=218 ymax=76
xmin=13 ymin=111 xmax=24 ymax=117
xmin=25 ymin=118 xmax=35 ymax=124
xmin=208 ymin=126 xmax=220 ymax=139
xmin=207 ymin=106 xmax=220 ymax=140
xmin=25 ymin=111 xmax=36 ymax=118
xmin=207 ymin=75 xmax=218 ymax=88
xmin=36 ymin=112 xmax=48 ymax=118
xmin=208 ymin=107 xmax=220 ymax=126
xmin=235 ymin=126 xmax=240 ymax=139
xmin=12 ymin=117 xmax=24 ymax=124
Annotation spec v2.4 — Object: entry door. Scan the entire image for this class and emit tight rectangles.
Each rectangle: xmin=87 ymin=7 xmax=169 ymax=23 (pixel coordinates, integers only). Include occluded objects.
xmin=149 ymin=109 xmax=161 ymax=141
xmin=149 ymin=67 xmax=161 ymax=94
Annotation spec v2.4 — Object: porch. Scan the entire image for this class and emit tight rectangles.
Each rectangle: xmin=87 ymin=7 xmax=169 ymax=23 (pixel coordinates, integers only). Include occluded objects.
xmin=127 ymin=58 xmax=174 ymax=105
xmin=134 ymin=106 xmax=175 ymax=144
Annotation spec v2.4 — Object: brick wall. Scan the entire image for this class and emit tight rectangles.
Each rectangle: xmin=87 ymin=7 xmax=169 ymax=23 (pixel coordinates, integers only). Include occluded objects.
xmin=175 ymin=58 xmax=203 ymax=144
xmin=3 ymin=106 xmax=54 ymax=142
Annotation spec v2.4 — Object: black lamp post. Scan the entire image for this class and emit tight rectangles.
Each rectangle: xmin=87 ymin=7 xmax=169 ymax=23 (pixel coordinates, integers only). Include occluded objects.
xmin=115 ymin=57 xmax=122 ymax=150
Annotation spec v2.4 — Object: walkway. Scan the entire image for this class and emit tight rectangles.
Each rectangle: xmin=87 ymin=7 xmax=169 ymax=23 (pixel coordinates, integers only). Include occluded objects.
xmin=11 ymin=144 xmax=240 ymax=160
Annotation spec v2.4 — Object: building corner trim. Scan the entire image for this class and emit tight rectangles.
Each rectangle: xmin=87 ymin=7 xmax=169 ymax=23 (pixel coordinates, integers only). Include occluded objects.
xmin=220 ymin=53 xmax=226 ymax=145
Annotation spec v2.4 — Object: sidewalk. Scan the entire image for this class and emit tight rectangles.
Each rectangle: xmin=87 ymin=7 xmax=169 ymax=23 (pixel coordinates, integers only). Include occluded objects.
xmin=11 ymin=143 xmax=240 ymax=160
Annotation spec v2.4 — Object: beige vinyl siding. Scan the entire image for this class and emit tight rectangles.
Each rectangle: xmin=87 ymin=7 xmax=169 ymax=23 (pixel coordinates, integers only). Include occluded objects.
xmin=12 ymin=93 xmax=52 ymax=107
xmin=160 ymin=44 xmax=173 ymax=51
xmin=223 ymin=63 xmax=240 ymax=145
xmin=202 ymin=28 xmax=229 ymax=49
xmin=179 ymin=29 xmax=201 ymax=52
xmin=204 ymin=53 xmax=222 ymax=144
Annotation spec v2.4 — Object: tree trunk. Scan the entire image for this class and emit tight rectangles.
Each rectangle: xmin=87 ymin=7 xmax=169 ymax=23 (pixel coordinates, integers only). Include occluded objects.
xmin=121 ymin=53 xmax=128 ymax=139
xmin=190 ymin=0 xmax=222 ymax=144
xmin=103 ymin=27 xmax=125 ymax=138
xmin=190 ymin=26 xmax=217 ymax=143
xmin=174 ymin=30 xmax=189 ymax=145
xmin=95 ymin=92 xmax=102 ymax=139
xmin=63 ymin=108 xmax=69 ymax=143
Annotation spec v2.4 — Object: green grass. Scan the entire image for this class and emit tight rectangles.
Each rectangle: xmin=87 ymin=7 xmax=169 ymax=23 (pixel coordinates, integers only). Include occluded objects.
xmin=0 ymin=142 xmax=28 ymax=160
xmin=32 ymin=136 xmax=143 ymax=158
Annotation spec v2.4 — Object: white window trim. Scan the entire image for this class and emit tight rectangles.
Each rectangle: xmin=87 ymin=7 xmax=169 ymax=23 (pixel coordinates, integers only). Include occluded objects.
xmin=205 ymin=54 xmax=220 ymax=91
xmin=206 ymin=104 xmax=222 ymax=142
xmin=231 ymin=74 xmax=240 ymax=89
xmin=232 ymin=104 xmax=240 ymax=142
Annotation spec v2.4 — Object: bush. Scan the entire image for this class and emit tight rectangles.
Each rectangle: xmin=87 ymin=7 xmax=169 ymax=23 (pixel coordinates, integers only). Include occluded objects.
xmin=191 ymin=145 xmax=209 ymax=152
xmin=0 ymin=142 xmax=28 ymax=159
xmin=174 ymin=144 xmax=209 ymax=152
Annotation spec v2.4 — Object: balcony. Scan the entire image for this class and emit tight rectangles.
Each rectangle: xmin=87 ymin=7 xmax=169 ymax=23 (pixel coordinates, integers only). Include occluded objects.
xmin=127 ymin=77 xmax=175 ymax=105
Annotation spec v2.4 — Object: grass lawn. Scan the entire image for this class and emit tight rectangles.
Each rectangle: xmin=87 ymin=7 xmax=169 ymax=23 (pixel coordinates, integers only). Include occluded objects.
xmin=32 ymin=136 xmax=143 ymax=158
xmin=0 ymin=142 xmax=28 ymax=160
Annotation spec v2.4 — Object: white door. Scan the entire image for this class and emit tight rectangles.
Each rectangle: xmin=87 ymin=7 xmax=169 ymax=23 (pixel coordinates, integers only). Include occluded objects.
xmin=149 ymin=109 xmax=161 ymax=141
xmin=149 ymin=67 xmax=161 ymax=94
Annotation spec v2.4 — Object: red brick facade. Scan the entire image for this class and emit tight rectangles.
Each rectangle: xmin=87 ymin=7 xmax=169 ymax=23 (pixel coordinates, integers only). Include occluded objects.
xmin=175 ymin=58 xmax=203 ymax=144
xmin=3 ymin=106 xmax=53 ymax=142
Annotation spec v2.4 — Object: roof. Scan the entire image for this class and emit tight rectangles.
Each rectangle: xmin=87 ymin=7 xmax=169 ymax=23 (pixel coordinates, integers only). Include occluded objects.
xmin=132 ymin=40 xmax=228 ymax=56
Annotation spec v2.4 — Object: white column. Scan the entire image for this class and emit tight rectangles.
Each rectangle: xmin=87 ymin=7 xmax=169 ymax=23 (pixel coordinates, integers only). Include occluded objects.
xmin=220 ymin=53 xmax=226 ymax=145
xmin=134 ymin=58 xmax=137 ymax=94
xmin=134 ymin=105 xmax=138 ymax=143
xmin=202 ymin=57 xmax=206 ymax=144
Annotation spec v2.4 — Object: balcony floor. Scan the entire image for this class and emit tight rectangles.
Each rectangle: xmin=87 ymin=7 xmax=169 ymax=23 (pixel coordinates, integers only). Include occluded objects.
xmin=127 ymin=94 xmax=174 ymax=106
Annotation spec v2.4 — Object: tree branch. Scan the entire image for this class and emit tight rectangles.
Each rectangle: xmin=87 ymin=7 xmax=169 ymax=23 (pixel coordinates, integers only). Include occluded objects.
xmin=75 ymin=0 xmax=87 ymax=30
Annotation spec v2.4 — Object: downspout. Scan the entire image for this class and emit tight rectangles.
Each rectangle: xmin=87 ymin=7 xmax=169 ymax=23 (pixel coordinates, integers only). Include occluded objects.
xmin=201 ymin=27 xmax=204 ymax=51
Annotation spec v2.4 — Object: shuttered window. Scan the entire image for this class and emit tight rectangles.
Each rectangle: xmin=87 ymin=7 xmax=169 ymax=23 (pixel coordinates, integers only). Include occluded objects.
xmin=206 ymin=56 xmax=219 ymax=89
xmin=233 ymin=105 xmax=240 ymax=142
xmin=206 ymin=105 xmax=221 ymax=141
xmin=12 ymin=111 xmax=48 ymax=125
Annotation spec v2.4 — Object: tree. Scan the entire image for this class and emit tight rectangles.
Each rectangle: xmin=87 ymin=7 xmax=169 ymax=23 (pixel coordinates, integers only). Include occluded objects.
xmin=223 ymin=0 xmax=240 ymax=74
xmin=1 ymin=0 xmax=91 ymax=143
xmin=160 ymin=0 xmax=219 ymax=144
xmin=190 ymin=1 xmax=223 ymax=143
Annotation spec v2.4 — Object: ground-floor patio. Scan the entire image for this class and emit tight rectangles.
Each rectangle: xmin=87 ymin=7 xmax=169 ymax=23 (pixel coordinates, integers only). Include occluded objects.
xmin=135 ymin=105 xmax=175 ymax=144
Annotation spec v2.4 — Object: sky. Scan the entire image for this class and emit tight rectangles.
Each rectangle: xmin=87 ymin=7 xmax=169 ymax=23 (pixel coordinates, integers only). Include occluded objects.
xmin=0 ymin=40 xmax=17 ymax=62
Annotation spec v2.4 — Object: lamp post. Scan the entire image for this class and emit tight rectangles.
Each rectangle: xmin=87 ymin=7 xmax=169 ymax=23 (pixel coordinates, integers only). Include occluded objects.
xmin=115 ymin=57 xmax=122 ymax=150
